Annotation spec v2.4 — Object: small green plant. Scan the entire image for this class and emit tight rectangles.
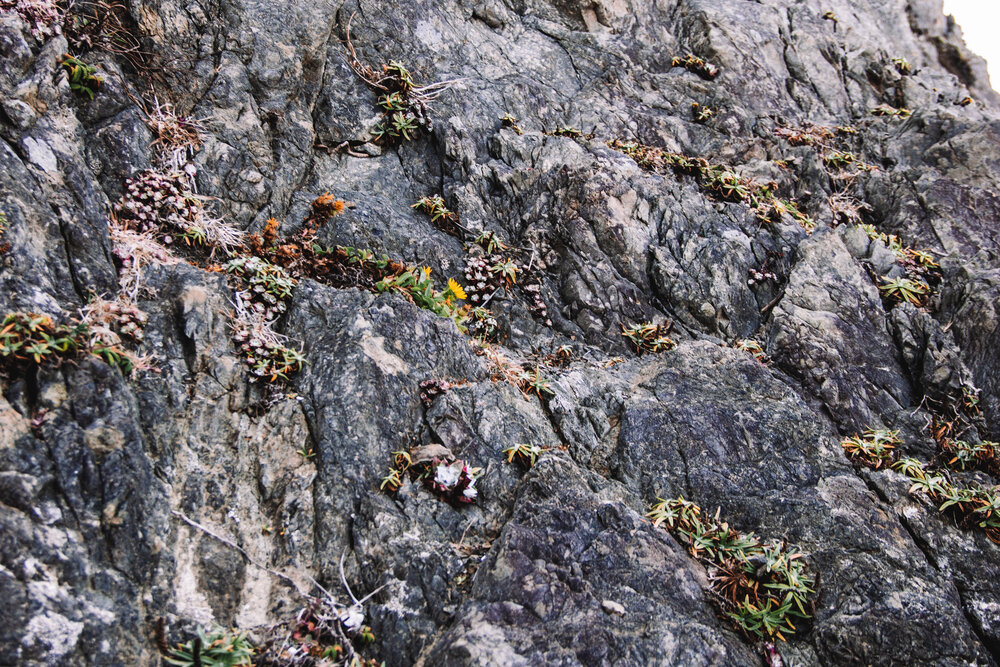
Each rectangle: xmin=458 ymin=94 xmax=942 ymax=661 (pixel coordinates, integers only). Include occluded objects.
xmin=622 ymin=322 xmax=676 ymax=354
xmin=671 ymin=53 xmax=719 ymax=79
xmin=841 ymin=428 xmax=901 ymax=469
xmin=519 ymin=367 xmax=553 ymax=398
xmin=891 ymin=57 xmax=913 ymax=75
xmin=942 ymin=439 xmax=999 ymax=474
xmin=375 ymin=267 xmax=469 ymax=331
xmin=691 ymin=102 xmax=716 ymax=122
xmin=0 ymin=311 xmax=139 ymax=374
xmin=231 ymin=312 xmax=305 ymax=383
xmin=732 ymin=339 xmax=769 ymax=364
xmin=879 ymin=276 xmax=930 ymax=306
xmin=226 ymin=256 xmax=297 ymax=319
xmin=552 ymin=126 xmax=582 ymax=137
xmin=488 ymin=258 xmax=519 ymax=286
xmin=380 ymin=467 xmax=403 ymax=491
xmin=843 ymin=429 xmax=1000 ymax=544
xmin=500 ymin=113 xmax=523 ymax=134
xmin=474 ymin=231 xmax=507 ymax=254
xmin=502 ymin=442 xmax=543 ymax=468
xmin=646 ymin=497 xmax=817 ymax=641
xmin=348 ymin=52 xmax=440 ymax=146
xmin=412 ymin=196 xmax=456 ymax=224
xmin=59 ymin=54 xmax=102 ymax=99
xmin=165 ymin=627 xmax=254 ymax=667
xmin=609 ymin=140 xmax=815 ymax=233
xmin=871 ymin=104 xmax=911 ymax=118
xmin=297 ymin=447 xmax=316 ymax=460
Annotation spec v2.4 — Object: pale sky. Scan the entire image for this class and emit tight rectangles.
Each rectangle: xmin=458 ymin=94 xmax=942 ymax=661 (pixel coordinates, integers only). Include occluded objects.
xmin=942 ymin=0 xmax=999 ymax=89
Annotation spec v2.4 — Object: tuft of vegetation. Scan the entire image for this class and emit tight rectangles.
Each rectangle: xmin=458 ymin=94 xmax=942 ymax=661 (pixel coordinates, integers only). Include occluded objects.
xmin=871 ymin=104 xmax=911 ymax=118
xmin=942 ymin=439 xmax=999 ymax=476
xmin=502 ymin=442 xmax=544 ymax=468
xmin=113 ymin=170 xmax=242 ymax=249
xmin=773 ymin=124 xmax=833 ymax=148
xmin=59 ymin=54 xmax=102 ymax=99
xmin=226 ymin=256 xmax=297 ymax=320
xmin=891 ymin=57 xmax=913 ymax=75
xmin=670 ymin=53 xmax=719 ymax=80
xmin=827 ymin=192 xmax=870 ymax=226
xmin=0 ymin=311 xmax=146 ymax=375
xmin=609 ymin=140 xmax=816 ymax=232
xmin=732 ymin=339 xmax=769 ymax=365
xmin=230 ymin=307 xmax=305 ymax=383
xmin=253 ymin=600 xmax=383 ymax=667
xmin=840 ymin=428 xmax=901 ymax=470
xmin=412 ymin=195 xmax=461 ymax=236
xmin=622 ymin=322 xmax=676 ymax=354
xmin=647 ymin=497 xmax=817 ymax=641
xmin=500 ymin=113 xmax=523 ymax=135
xmin=375 ymin=267 xmax=469 ymax=332
xmin=823 ymin=151 xmax=878 ymax=173
xmin=344 ymin=19 xmax=458 ymax=147
xmin=551 ymin=126 xmax=583 ymax=138
xmin=842 ymin=428 xmax=1000 ymax=544
xmin=879 ymin=276 xmax=930 ymax=307
xmin=691 ymin=102 xmax=716 ymax=123
xmin=379 ymin=447 xmax=481 ymax=505
xmin=164 ymin=627 xmax=254 ymax=667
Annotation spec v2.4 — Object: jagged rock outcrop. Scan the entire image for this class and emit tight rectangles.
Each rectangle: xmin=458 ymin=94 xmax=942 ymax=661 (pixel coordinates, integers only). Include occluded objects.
xmin=2 ymin=0 xmax=1000 ymax=665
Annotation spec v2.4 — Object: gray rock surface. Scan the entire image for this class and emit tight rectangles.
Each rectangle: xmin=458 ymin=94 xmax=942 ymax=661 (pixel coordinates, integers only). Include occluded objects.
xmin=2 ymin=0 xmax=1000 ymax=665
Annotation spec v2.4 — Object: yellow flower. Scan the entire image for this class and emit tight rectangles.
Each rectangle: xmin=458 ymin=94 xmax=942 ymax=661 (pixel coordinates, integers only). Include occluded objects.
xmin=448 ymin=278 xmax=467 ymax=300
xmin=422 ymin=267 xmax=432 ymax=278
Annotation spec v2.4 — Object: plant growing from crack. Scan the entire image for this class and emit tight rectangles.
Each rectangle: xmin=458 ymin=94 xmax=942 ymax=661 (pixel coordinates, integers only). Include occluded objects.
xmin=841 ymin=428 xmax=901 ymax=470
xmin=879 ymin=276 xmax=930 ymax=306
xmin=646 ymin=497 xmax=818 ymax=641
xmin=891 ymin=57 xmax=913 ymax=75
xmin=344 ymin=16 xmax=461 ymax=147
xmin=59 ymin=54 xmax=102 ymax=99
xmin=502 ymin=442 xmax=544 ymax=468
xmin=732 ymin=339 xmax=769 ymax=364
xmin=609 ymin=140 xmax=816 ymax=233
xmin=500 ymin=113 xmax=523 ymax=134
xmin=671 ymin=53 xmax=719 ymax=79
xmin=691 ymin=102 xmax=716 ymax=123
xmin=163 ymin=627 xmax=254 ymax=667
xmin=622 ymin=322 xmax=676 ymax=354
xmin=375 ymin=267 xmax=469 ymax=332
xmin=1 ymin=311 xmax=148 ymax=375
xmin=871 ymin=104 xmax=911 ymax=118
xmin=843 ymin=428 xmax=1000 ymax=543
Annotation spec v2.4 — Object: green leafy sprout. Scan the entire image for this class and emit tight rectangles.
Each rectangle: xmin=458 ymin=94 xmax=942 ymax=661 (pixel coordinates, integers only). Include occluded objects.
xmin=59 ymin=54 xmax=102 ymax=99
xmin=646 ymin=497 xmax=817 ymax=641
xmin=502 ymin=442 xmax=544 ymax=468
xmin=164 ymin=627 xmax=254 ymax=667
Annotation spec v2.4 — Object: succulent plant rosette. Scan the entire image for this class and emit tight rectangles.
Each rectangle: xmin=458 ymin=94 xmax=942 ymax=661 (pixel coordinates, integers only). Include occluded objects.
xmin=425 ymin=458 xmax=480 ymax=504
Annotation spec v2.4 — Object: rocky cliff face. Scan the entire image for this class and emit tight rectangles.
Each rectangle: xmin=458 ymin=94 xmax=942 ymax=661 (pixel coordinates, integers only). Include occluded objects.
xmin=2 ymin=0 xmax=1000 ymax=664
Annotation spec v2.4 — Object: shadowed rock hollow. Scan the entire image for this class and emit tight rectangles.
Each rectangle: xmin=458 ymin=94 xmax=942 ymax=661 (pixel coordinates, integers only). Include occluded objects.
xmin=2 ymin=0 xmax=1000 ymax=664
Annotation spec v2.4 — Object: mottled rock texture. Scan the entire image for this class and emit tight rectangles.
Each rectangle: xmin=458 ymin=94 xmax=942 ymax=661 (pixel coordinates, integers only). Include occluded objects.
xmin=1 ymin=0 xmax=1000 ymax=664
